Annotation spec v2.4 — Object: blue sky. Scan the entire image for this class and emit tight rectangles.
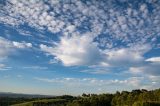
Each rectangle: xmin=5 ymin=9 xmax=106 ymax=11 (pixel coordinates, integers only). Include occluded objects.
xmin=0 ymin=0 xmax=160 ymax=95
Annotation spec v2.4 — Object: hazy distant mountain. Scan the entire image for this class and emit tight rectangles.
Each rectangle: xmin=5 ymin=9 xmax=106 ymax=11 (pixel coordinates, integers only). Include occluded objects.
xmin=0 ymin=92 xmax=53 ymax=98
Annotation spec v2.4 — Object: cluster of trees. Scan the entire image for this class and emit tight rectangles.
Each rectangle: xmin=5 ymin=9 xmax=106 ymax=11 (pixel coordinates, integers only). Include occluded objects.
xmin=111 ymin=89 xmax=160 ymax=106
xmin=0 ymin=88 xmax=160 ymax=106
xmin=67 ymin=89 xmax=160 ymax=106
xmin=67 ymin=94 xmax=113 ymax=106
xmin=33 ymin=99 xmax=67 ymax=106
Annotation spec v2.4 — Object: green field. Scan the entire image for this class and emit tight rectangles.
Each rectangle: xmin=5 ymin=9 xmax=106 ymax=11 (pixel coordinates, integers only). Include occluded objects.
xmin=11 ymin=99 xmax=67 ymax=106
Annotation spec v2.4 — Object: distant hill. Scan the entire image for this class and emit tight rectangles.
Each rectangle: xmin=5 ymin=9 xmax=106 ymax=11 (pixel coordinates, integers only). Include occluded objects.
xmin=0 ymin=92 xmax=53 ymax=98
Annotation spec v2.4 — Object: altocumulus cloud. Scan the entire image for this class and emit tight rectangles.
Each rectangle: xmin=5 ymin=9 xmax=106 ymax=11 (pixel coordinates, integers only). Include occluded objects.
xmin=3 ymin=0 xmax=157 ymax=78
xmin=0 ymin=0 xmax=160 ymax=91
xmin=1 ymin=0 xmax=160 ymax=48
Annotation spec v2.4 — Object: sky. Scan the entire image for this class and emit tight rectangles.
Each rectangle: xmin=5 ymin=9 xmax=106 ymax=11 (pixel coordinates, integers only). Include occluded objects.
xmin=0 ymin=0 xmax=160 ymax=95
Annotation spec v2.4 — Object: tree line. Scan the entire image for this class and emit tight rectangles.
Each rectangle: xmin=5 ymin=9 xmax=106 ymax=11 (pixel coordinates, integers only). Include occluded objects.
xmin=67 ymin=88 xmax=160 ymax=106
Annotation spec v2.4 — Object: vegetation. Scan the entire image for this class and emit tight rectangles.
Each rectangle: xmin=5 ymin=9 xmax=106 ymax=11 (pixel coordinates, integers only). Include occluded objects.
xmin=12 ymin=99 xmax=68 ymax=106
xmin=0 ymin=97 xmax=37 ymax=106
xmin=0 ymin=88 xmax=159 ymax=106
xmin=111 ymin=89 xmax=160 ymax=106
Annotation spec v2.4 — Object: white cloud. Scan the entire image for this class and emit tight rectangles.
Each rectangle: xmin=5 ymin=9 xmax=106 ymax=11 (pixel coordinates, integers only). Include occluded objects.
xmin=129 ymin=62 xmax=160 ymax=76
xmin=146 ymin=57 xmax=160 ymax=62
xmin=80 ymin=69 xmax=110 ymax=75
xmin=140 ymin=4 xmax=147 ymax=12
xmin=34 ymin=77 xmax=82 ymax=85
xmin=49 ymin=58 xmax=59 ymax=64
xmin=0 ymin=37 xmax=15 ymax=58
xmin=106 ymin=49 xmax=143 ymax=66
xmin=13 ymin=41 xmax=32 ymax=48
xmin=104 ymin=44 xmax=151 ymax=67
xmin=34 ymin=76 xmax=156 ymax=92
xmin=127 ymin=77 xmax=143 ymax=87
xmin=4 ymin=75 xmax=10 ymax=78
xmin=148 ymin=75 xmax=160 ymax=82
xmin=16 ymin=29 xmax=32 ymax=36
xmin=0 ymin=64 xmax=12 ymax=71
xmin=129 ymin=67 xmax=144 ymax=74
xmin=34 ymin=77 xmax=123 ymax=86
xmin=17 ymin=75 xmax=23 ymax=78
xmin=40 ymin=35 xmax=103 ymax=66
xmin=40 ymin=33 xmax=152 ymax=67
xmin=23 ymin=66 xmax=48 ymax=70
xmin=65 ymin=25 xmax=76 ymax=33
xmin=0 ymin=64 xmax=5 ymax=68
xmin=0 ymin=37 xmax=32 ymax=60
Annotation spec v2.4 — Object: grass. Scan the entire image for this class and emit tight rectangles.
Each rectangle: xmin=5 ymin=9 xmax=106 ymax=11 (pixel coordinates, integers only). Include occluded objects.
xmin=11 ymin=99 xmax=67 ymax=106
xmin=11 ymin=101 xmax=33 ymax=106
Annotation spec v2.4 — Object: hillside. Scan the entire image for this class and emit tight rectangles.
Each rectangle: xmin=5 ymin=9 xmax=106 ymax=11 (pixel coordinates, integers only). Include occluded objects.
xmin=0 ymin=92 xmax=53 ymax=98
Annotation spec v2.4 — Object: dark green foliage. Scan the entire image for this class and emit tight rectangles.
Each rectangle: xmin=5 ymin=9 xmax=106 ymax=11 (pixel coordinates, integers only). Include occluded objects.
xmin=68 ymin=88 xmax=160 ymax=106
xmin=67 ymin=94 xmax=113 ymax=106
xmin=111 ymin=88 xmax=160 ymax=106
xmin=133 ymin=101 xmax=160 ymax=106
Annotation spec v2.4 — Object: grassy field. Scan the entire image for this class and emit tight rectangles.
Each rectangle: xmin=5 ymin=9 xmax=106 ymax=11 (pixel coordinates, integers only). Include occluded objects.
xmin=11 ymin=99 xmax=67 ymax=106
